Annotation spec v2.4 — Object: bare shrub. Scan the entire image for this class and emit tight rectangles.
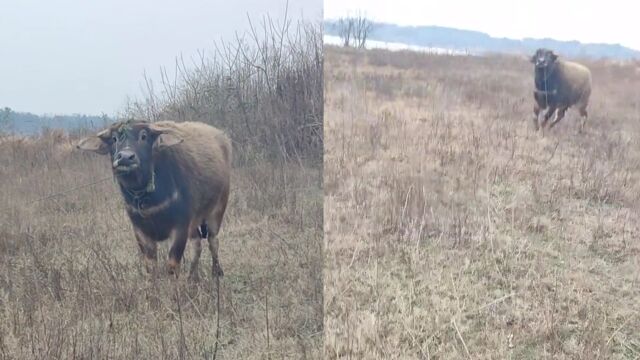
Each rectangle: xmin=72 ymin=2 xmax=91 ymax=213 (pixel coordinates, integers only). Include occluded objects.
xmin=124 ymin=16 xmax=323 ymax=168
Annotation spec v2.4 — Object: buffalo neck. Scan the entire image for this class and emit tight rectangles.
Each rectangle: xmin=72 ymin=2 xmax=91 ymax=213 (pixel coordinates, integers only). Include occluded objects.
xmin=534 ymin=64 xmax=557 ymax=91
xmin=118 ymin=160 xmax=175 ymax=208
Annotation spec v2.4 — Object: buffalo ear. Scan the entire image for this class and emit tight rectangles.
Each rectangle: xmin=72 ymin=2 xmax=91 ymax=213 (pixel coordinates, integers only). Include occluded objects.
xmin=148 ymin=123 xmax=183 ymax=150
xmin=154 ymin=133 xmax=183 ymax=150
xmin=76 ymin=129 xmax=110 ymax=154
xmin=550 ymin=52 xmax=558 ymax=61
xmin=530 ymin=54 xmax=536 ymax=63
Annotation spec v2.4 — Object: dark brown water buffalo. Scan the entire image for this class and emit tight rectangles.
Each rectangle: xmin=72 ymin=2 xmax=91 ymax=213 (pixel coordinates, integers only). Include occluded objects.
xmin=531 ymin=48 xmax=592 ymax=131
xmin=77 ymin=120 xmax=231 ymax=279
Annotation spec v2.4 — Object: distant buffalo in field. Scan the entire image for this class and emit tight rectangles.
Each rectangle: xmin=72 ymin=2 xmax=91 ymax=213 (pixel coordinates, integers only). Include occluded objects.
xmin=531 ymin=48 xmax=592 ymax=131
xmin=77 ymin=120 xmax=231 ymax=279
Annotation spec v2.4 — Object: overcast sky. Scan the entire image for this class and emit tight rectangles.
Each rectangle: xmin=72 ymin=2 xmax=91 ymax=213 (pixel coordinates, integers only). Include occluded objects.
xmin=325 ymin=0 xmax=640 ymax=52
xmin=0 ymin=0 xmax=321 ymax=115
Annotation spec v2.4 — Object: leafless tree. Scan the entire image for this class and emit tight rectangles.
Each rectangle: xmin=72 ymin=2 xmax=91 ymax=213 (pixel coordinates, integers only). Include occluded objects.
xmin=352 ymin=15 xmax=373 ymax=48
xmin=335 ymin=14 xmax=373 ymax=48
xmin=337 ymin=18 xmax=353 ymax=47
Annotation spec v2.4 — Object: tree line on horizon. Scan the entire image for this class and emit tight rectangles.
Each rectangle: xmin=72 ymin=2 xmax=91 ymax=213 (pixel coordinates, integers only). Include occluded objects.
xmin=0 ymin=107 xmax=111 ymax=135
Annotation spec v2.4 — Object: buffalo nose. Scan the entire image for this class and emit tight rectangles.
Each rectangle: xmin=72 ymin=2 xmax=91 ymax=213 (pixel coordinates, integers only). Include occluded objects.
xmin=114 ymin=150 xmax=136 ymax=166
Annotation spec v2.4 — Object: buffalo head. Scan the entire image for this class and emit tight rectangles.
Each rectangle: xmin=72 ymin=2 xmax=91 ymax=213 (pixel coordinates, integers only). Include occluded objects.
xmin=531 ymin=48 xmax=558 ymax=69
xmin=77 ymin=121 xmax=182 ymax=191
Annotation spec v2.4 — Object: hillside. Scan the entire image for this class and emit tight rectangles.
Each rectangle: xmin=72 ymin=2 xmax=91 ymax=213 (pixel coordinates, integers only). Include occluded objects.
xmin=324 ymin=20 xmax=640 ymax=59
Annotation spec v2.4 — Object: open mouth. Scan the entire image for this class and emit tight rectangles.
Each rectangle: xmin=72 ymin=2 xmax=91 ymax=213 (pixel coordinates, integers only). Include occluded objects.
xmin=113 ymin=163 xmax=139 ymax=174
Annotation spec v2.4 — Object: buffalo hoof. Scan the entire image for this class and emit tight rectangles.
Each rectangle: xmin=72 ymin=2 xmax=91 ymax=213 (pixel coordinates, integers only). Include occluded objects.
xmin=213 ymin=263 xmax=224 ymax=278
xmin=188 ymin=269 xmax=200 ymax=282
xmin=167 ymin=259 xmax=181 ymax=278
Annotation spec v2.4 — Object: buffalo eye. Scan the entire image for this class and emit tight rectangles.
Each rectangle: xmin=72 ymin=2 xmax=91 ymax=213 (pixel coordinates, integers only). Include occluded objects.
xmin=112 ymin=134 xmax=118 ymax=143
xmin=139 ymin=130 xmax=148 ymax=141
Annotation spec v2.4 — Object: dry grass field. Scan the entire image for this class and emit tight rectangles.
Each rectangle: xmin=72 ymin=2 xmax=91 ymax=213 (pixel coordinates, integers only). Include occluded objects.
xmin=0 ymin=129 xmax=322 ymax=359
xmin=324 ymin=46 xmax=640 ymax=359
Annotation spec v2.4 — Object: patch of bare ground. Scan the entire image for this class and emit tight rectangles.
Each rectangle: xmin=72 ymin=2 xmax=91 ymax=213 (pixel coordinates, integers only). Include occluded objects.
xmin=324 ymin=46 xmax=640 ymax=359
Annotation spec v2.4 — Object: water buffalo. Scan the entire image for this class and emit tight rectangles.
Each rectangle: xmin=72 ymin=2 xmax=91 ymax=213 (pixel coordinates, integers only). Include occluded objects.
xmin=77 ymin=120 xmax=231 ymax=279
xmin=531 ymin=48 xmax=592 ymax=131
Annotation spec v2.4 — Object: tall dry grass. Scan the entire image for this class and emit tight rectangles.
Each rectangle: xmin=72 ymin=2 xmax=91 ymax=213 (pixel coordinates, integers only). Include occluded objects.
xmin=0 ymin=18 xmax=323 ymax=359
xmin=324 ymin=46 xmax=640 ymax=359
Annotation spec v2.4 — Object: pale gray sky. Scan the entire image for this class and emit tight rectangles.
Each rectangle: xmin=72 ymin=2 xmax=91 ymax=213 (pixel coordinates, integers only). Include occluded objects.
xmin=0 ymin=0 xmax=321 ymax=115
xmin=325 ymin=0 xmax=640 ymax=52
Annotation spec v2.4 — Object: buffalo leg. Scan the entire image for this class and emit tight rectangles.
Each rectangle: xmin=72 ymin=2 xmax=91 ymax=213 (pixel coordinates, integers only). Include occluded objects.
xmin=168 ymin=225 xmax=189 ymax=276
xmin=207 ymin=192 xmax=229 ymax=277
xmin=549 ymin=106 xmax=568 ymax=129
xmin=533 ymin=103 xmax=542 ymax=130
xmin=579 ymin=106 xmax=588 ymax=133
xmin=135 ymin=230 xmax=158 ymax=274
xmin=188 ymin=223 xmax=205 ymax=280
xmin=540 ymin=106 xmax=557 ymax=129
xmin=207 ymin=221 xmax=223 ymax=277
